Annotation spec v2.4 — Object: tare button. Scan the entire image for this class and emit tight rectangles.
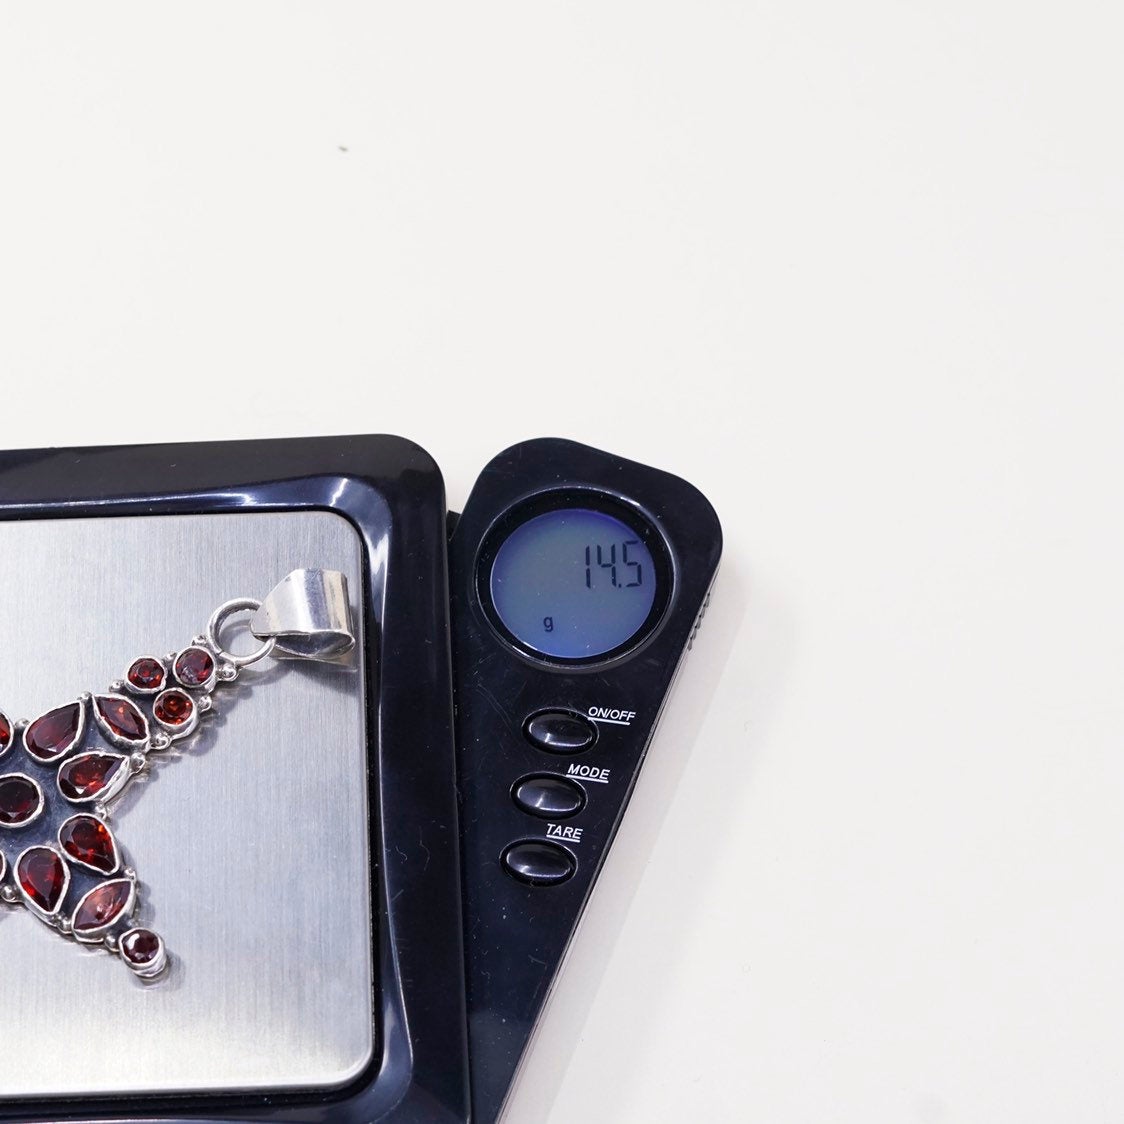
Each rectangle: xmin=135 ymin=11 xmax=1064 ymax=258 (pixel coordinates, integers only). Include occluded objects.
xmin=502 ymin=841 xmax=576 ymax=886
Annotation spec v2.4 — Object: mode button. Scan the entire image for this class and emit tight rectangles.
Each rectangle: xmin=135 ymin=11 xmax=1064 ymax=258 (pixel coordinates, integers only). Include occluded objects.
xmin=513 ymin=774 xmax=586 ymax=819
xmin=524 ymin=711 xmax=596 ymax=755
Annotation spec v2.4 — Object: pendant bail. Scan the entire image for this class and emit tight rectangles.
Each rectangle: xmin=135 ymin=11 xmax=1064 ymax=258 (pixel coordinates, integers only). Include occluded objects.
xmin=249 ymin=570 xmax=356 ymax=663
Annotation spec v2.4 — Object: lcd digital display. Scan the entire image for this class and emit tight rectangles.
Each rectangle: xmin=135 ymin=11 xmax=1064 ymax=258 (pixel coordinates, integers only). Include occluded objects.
xmin=489 ymin=507 xmax=659 ymax=659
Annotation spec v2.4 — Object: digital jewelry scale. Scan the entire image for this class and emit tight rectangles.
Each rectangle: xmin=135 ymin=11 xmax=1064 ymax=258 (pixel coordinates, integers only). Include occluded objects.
xmin=0 ymin=435 xmax=721 ymax=1123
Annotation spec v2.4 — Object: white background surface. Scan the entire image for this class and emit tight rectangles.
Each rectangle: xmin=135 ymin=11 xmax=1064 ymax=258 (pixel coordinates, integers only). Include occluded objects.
xmin=1 ymin=4 xmax=1122 ymax=1122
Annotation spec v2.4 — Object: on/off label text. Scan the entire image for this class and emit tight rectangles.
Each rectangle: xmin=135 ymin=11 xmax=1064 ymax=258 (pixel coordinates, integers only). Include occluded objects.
xmin=587 ymin=706 xmax=636 ymax=725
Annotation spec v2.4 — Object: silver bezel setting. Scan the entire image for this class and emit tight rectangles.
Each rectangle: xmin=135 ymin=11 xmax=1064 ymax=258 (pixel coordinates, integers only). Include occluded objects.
xmin=70 ymin=875 xmax=136 ymax=943
xmin=119 ymin=926 xmax=167 ymax=978
xmin=0 ymin=772 xmax=46 ymax=830
xmin=15 ymin=845 xmax=71 ymax=922
xmin=151 ymin=688 xmax=200 ymax=739
xmin=57 ymin=813 xmax=121 ymax=875
xmin=121 ymin=656 xmax=168 ymax=696
xmin=92 ymin=693 xmax=150 ymax=750
xmin=57 ymin=751 xmax=132 ymax=805
xmin=22 ymin=698 xmax=86 ymax=764
xmin=172 ymin=645 xmax=218 ymax=693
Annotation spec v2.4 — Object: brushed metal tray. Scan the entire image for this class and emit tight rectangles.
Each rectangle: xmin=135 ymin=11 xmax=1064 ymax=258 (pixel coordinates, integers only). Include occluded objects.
xmin=0 ymin=510 xmax=372 ymax=1098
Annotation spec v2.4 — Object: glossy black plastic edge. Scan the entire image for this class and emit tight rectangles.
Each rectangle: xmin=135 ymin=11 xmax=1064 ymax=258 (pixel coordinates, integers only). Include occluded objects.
xmin=449 ymin=437 xmax=722 ymax=1124
xmin=0 ymin=435 xmax=470 ymax=1124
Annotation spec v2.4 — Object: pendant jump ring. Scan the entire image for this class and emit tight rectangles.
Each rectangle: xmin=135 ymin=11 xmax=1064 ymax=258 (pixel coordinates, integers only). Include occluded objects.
xmin=206 ymin=598 xmax=277 ymax=667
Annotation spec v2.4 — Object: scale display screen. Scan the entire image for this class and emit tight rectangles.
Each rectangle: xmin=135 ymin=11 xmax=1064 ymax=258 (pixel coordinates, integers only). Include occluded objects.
xmin=488 ymin=506 xmax=661 ymax=659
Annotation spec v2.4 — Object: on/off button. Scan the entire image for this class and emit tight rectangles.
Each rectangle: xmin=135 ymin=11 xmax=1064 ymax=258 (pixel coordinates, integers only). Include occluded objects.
xmin=524 ymin=710 xmax=596 ymax=754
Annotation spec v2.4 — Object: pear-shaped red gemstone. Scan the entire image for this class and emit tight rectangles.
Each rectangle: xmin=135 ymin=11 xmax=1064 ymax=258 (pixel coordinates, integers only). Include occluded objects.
xmin=94 ymin=695 xmax=148 ymax=744
xmin=72 ymin=878 xmax=133 ymax=935
xmin=0 ymin=774 xmax=43 ymax=826
xmin=59 ymin=815 xmax=119 ymax=874
xmin=25 ymin=702 xmax=83 ymax=762
xmin=17 ymin=847 xmax=67 ymax=914
xmin=58 ymin=753 xmax=128 ymax=802
xmin=0 ymin=712 xmax=11 ymax=754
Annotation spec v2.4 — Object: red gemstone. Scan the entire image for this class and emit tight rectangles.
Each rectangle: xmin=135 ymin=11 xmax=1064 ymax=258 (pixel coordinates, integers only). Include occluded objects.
xmin=72 ymin=879 xmax=133 ymax=934
xmin=17 ymin=847 xmax=67 ymax=914
xmin=0 ymin=712 xmax=11 ymax=753
xmin=25 ymin=702 xmax=83 ymax=762
xmin=154 ymin=690 xmax=194 ymax=726
xmin=0 ymin=775 xmax=43 ymax=825
xmin=120 ymin=927 xmax=162 ymax=965
xmin=127 ymin=658 xmax=165 ymax=691
xmin=58 ymin=753 xmax=128 ymax=802
xmin=95 ymin=695 xmax=148 ymax=743
xmin=59 ymin=815 xmax=119 ymax=874
xmin=174 ymin=647 xmax=215 ymax=688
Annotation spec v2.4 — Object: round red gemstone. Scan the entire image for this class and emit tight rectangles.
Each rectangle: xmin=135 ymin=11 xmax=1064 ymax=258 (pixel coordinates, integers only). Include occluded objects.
xmin=0 ymin=775 xmax=43 ymax=825
xmin=59 ymin=815 xmax=118 ymax=874
xmin=58 ymin=753 xmax=127 ymax=802
xmin=120 ymin=927 xmax=162 ymax=965
xmin=95 ymin=695 xmax=148 ymax=743
xmin=154 ymin=690 xmax=193 ymax=726
xmin=0 ymin=713 xmax=11 ymax=753
xmin=174 ymin=647 xmax=215 ymax=688
xmin=25 ymin=702 xmax=83 ymax=761
xmin=127 ymin=658 xmax=165 ymax=691
xmin=17 ymin=847 xmax=67 ymax=913
xmin=73 ymin=879 xmax=133 ymax=934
